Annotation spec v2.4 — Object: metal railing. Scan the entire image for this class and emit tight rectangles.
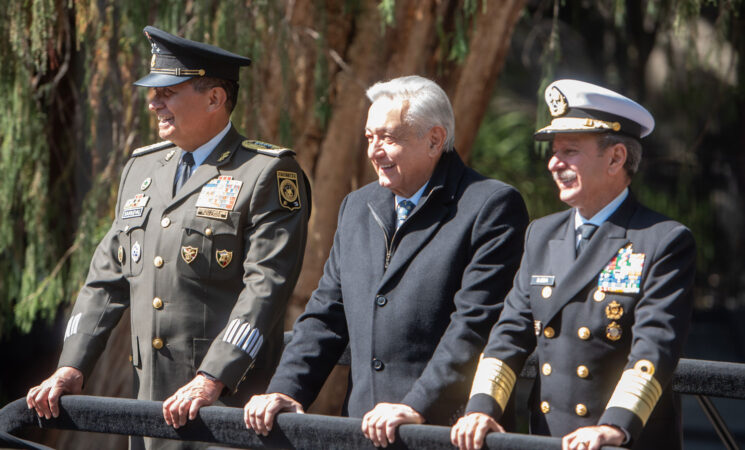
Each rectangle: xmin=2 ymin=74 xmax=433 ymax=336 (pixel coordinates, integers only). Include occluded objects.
xmin=1 ymin=356 xmax=742 ymax=449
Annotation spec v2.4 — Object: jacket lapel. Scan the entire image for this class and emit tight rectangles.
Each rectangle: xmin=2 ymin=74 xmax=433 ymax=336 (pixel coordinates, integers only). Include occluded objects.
xmin=378 ymin=151 xmax=464 ymax=287
xmin=540 ymin=195 xmax=638 ymax=325
xmin=154 ymin=146 xmax=181 ymax=204
xmin=169 ymin=125 xmax=242 ymax=208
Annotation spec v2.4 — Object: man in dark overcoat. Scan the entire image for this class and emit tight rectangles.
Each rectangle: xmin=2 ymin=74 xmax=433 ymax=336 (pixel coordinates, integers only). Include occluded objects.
xmin=244 ymin=75 xmax=529 ymax=447
xmin=26 ymin=26 xmax=309 ymax=449
xmin=451 ymin=79 xmax=695 ymax=450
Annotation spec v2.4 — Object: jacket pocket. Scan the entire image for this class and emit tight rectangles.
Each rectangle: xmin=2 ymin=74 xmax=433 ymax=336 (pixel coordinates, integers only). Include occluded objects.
xmin=116 ymin=209 xmax=151 ymax=277
xmin=177 ymin=211 xmax=241 ymax=280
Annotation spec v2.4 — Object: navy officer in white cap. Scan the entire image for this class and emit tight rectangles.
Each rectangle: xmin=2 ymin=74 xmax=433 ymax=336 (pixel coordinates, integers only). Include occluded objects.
xmin=26 ymin=26 xmax=309 ymax=449
xmin=451 ymin=79 xmax=695 ymax=450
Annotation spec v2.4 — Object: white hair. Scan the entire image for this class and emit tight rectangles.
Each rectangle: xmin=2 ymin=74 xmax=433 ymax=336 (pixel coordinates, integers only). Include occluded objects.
xmin=366 ymin=75 xmax=455 ymax=152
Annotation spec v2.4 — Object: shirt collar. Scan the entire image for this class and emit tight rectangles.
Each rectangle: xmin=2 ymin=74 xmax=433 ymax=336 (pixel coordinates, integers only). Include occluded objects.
xmin=395 ymin=182 xmax=429 ymax=208
xmin=574 ymin=187 xmax=629 ymax=230
xmin=186 ymin=122 xmax=232 ymax=169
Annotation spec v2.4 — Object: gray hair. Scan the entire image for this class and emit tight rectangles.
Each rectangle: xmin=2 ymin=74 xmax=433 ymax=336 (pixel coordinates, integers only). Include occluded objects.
xmin=366 ymin=75 xmax=455 ymax=152
xmin=597 ymin=133 xmax=643 ymax=178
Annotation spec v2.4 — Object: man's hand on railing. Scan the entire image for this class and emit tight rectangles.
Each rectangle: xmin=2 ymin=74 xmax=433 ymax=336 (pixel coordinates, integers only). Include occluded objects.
xmin=162 ymin=373 xmax=224 ymax=429
xmin=26 ymin=367 xmax=84 ymax=420
xmin=244 ymin=392 xmax=305 ymax=436
xmin=562 ymin=425 xmax=625 ymax=450
xmin=361 ymin=402 xmax=425 ymax=447
xmin=450 ymin=412 xmax=506 ymax=450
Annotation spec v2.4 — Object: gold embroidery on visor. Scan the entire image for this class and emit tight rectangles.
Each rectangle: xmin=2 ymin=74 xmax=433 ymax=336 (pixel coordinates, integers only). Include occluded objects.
xmin=469 ymin=355 xmax=517 ymax=413
xmin=537 ymin=117 xmax=622 ymax=134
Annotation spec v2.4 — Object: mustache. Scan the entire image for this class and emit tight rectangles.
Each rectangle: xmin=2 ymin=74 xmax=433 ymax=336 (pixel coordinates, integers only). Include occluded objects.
xmin=553 ymin=169 xmax=577 ymax=183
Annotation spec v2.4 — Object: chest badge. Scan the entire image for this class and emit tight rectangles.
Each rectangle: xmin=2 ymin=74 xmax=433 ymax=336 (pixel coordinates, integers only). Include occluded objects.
xmin=598 ymin=244 xmax=645 ymax=294
xmin=122 ymin=194 xmax=149 ymax=219
xmin=195 ymin=175 xmax=243 ymax=219
xmin=216 ymin=249 xmax=233 ymax=268
xmin=606 ymin=321 xmax=622 ymax=341
xmin=277 ymin=171 xmax=301 ymax=211
xmin=165 ymin=149 xmax=176 ymax=161
xmin=140 ymin=177 xmax=152 ymax=191
xmin=131 ymin=241 xmax=142 ymax=263
xmin=181 ymin=246 xmax=198 ymax=264
xmin=605 ymin=301 xmax=624 ymax=320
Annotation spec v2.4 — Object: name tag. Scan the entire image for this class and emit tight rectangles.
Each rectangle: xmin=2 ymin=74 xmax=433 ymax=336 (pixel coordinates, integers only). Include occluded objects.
xmin=531 ymin=275 xmax=555 ymax=286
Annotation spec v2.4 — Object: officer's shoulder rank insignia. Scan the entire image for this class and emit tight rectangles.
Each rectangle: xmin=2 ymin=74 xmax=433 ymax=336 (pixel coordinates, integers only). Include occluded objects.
xmin=277 ymin=171 xmax=301 ymax=211
xmin=241 ymin=140 xmax=296 ymax=157
xmin=131 ymin=140 xmax=175 ymax=157
xmin=598 ymin=243 xmax=645 ymax=294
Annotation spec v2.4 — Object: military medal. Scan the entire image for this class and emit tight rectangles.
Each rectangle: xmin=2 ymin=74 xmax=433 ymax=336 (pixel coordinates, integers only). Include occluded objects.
xmin=605 ymin=301 xmax=623 ymax=320
xmin=195 ymin=175 xmax=243 ymax=219
xmin=606 ymin=321 xmax=622 ymax=341
xmin=216 ymin=249 xmax=233 ymax=268
xmin=277 ymin=171 xmax=301 ymax=211
xmin=181 ymin=246 xmax=198 ymax=264
xmin=141 ymin=177 xmax=152 ymax=190
xmin=122 ymin=194 xmax=150 ymax=219
xmin=598 ymin=244 xmax=645 ymax=294
xmin=131 ymin=241 xmax=141 ymax=263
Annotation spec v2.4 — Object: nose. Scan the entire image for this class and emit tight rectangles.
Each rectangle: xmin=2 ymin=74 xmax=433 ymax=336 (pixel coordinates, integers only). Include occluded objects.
xmin=548 ymin=154 xmax=563 ymax=172
xmin=148 ymin=93 xmax=163 ymax=113
xmin=367 ymin=136 xmax=384 ymax=159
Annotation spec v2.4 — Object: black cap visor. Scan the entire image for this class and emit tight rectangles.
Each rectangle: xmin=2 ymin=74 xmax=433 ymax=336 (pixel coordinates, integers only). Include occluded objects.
xmin=134 ymin=72 xmax=195 ymax=87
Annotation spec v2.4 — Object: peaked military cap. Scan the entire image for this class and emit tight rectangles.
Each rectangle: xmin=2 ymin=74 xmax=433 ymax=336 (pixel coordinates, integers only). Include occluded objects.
xmin=134 ymin=26 xmax=251 ymax=87
xmin=535 ymin=79 xmax=655 ymax=140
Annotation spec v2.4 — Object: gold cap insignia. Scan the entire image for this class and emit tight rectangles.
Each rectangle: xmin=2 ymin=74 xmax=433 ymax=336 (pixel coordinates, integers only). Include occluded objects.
xmin=181 ymin=246 xmax=198 ymax=264
xmin=216 ymin=249 xmax=233 ymax=268
xmin=277 ymin=170 xmax=301 ymax=211
xmin=606 ymin=321 xmax=622 ymax=341
xmin=606 ymin=301 xmax=624 ymax=320
xmin=546 ymin=86 xmax=569 ymax=117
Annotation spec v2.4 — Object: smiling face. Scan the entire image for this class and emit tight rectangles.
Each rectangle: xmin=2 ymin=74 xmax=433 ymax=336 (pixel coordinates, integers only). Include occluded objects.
xmin=548 ymin=133 xmax=628 ymax=218
xmin=148 ymin=80 xmax=214 ymax=150
xmin=364 ymin=97 xmax=443 ymax=198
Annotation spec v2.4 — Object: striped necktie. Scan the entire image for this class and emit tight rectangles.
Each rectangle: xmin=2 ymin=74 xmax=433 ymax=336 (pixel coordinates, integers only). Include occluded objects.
xmin=173 ymin=152 xmax=195 ymax=195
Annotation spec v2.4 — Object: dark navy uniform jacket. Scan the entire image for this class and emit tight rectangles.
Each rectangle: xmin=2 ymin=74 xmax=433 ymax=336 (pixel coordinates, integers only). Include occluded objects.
xmin=57 ymin=125 xmax=309 ymax=449
xmin=268 ymin=150 xmax=528 ymax=425
xmin=467 ymin=194 xmax=695 ymax=449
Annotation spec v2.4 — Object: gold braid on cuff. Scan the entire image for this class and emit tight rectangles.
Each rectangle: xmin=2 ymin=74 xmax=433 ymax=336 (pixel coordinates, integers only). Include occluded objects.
xmin=468 ymin=355 xmax=517 ymax=413
xmin=537 ymin=117 xmax=622 ymax=134
xmin=605 ymin=367 xmax=663 ymax=425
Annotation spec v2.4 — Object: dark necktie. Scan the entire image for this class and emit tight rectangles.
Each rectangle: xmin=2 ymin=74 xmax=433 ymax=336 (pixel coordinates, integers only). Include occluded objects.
xmin=576 ymin=223 xmax=598 ymax=257
xmin=174 ymin=152 xmax=195 ymax=195
xmin=396 ymin=200 xmax=415 ymax=229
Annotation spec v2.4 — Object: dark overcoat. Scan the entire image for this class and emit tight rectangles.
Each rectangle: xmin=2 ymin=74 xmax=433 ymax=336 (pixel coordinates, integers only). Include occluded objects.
xmin=57 ymin=125 xmax=309 ymax=449
xmin=467 ymin=194 xmax=695 ymax=449
xmin=268 ymin=150 xmax=528 ymax=425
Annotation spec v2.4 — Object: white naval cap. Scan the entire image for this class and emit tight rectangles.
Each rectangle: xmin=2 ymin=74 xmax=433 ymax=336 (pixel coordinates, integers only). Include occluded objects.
xmin=534 ymin=79 xmax=655 ymax=140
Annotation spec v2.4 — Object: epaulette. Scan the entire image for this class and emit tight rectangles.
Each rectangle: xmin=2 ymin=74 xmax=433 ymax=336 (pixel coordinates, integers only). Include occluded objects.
xmin=131 ymin=141 xmax=175 ymax=157
xmin=241 ymin=140 xmax=295 ymax=157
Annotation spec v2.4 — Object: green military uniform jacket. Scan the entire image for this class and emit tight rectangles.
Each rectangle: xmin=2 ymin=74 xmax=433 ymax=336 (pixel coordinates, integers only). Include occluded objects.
xmin=57 ymin=125 xmax=309 ymax=446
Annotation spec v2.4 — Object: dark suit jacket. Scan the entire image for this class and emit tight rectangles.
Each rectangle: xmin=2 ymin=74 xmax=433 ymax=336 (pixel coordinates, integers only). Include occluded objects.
xmin=467 ymin=194 xmax=695 ymax=449
xmin=268 ymin=150 xmax=528 ymax=425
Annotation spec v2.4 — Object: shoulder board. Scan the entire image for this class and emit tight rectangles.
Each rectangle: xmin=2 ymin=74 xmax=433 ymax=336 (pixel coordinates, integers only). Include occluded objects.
xmin=131 ymin=141 xmax=175 ymax=157
xmin=241 ymin=140 xmax=295 ymax=157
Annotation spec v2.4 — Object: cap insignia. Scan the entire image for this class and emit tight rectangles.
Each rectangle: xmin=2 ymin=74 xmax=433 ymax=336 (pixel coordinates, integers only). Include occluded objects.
xmin=547 ymin=86 xmax=569 ymax=117
xmin=151 ymin=54 xmax=157 ymax=68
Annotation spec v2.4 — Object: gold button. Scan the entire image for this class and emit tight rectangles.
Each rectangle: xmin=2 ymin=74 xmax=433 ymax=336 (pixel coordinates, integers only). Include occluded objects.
xmin=152 ymin=338 xmax=164 ymax=349
xmin=153 ymin=256 xmax=164 ymax=268
xmin=205 ymin=227 xmax=213 ymax=236
xmin=152 ymin=297 xmax=163 ymax=309
xmin=540 ymin=401 xmax=550 ymax=413
xmin=593 ymin=289 xmax=606 ymax=302
xmin=575 ymin=403 xmax=588 ymax=416
xmin=541 ymin=286 xmax=552 ymax=298
xmin=161 ymin=217 xmax=171 ymax=228
xmin=542 ymin=363 xmax=552 ymax=376
xmin=577 ymin=365 xmax=589 ymax=378
xmin=578 ymin=327 xmax=591 ymax=340
xmin=543 ymin=326 xmax=555 ymax=338
xmin=128 ymin=354 xmax=133 ymax=362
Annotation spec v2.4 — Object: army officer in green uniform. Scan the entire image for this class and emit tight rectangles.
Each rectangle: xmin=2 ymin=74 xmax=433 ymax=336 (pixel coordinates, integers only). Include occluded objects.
xmin=26 ymin=26 xmax=309 ymax=448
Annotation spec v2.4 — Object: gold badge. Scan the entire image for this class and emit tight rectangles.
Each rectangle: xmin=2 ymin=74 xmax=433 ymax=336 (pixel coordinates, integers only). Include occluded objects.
xmin=117 ymin=246 xmax=124 ymax=264
xmin=181 ymin=246 xmax=198 ymax=264
xmin=217 ymin=151 xmax=231 ymax=162
xmin=165 ymin=149 xmax=176 ymax=161
xmin=216 ymin=249 xmax=233 ymax=268
xmin=546 ymin=86 xmax=569 ymax=117
xmin=606 ymin=321 xmax=622 ymax=341
xmin=606 ymin=301 xmax=624 ymax=320
xmin=277 ymin=170 xmax=301 ymax=211
xmin=634 ymin=359 xmax=655 ymax=376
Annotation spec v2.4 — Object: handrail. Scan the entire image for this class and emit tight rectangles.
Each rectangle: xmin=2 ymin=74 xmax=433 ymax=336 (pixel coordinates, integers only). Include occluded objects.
xmin=0 ymin=396 xmax=625 ymax=450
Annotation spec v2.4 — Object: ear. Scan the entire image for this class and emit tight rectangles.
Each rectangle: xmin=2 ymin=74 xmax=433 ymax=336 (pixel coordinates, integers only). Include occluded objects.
xmin=606 ymin=143 xmax=627 ymax=176
xmin=427 ymin=125 xmax=447 ymax=157
xmin=206 ymin=86 xmax=227 ymax=112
